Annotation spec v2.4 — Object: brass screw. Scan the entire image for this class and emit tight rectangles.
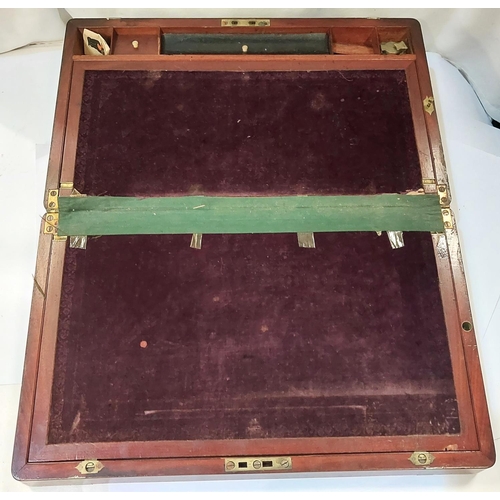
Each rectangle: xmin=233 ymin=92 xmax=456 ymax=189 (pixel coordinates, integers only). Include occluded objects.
xmin=226 ymin=461 xmax=235 ymax=471
xmin=253 ymin=460 xmax=262 ymax=469
xmin=438 ymin=186 xmax=446 ymax=192
xmin=47 ymin=215 xmax=53 ymax=221
xmin=50 ymin=190 xmax=57 ymax=196
xmin=278 ymin=458 xmax=290 ymax=468
xmin=440 ymin=197 xmax=449 ymax=205
xmin=85 ymin=461 xmax=96 ymax=473
xmin=46 ymin=226 xmax=53 ymax=232
xmin=445 ymin=221 xmax=452 ymax=229
xmin=417 ymin=453 xmax=427 ymax=465
xmin=49 ymin=202 xmax=56 ymax=208
xmin=442 ymin=210 xmax=449 ymax=216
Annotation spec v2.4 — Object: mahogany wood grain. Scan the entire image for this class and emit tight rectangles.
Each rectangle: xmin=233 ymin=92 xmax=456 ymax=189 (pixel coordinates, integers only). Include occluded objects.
xmin=410 ymin=21 xmax=495 ymax=464
xmin=11 ymin=228 xmax=53 ymax=478
xmin=12 ymin=17 xmax=495 ymax=481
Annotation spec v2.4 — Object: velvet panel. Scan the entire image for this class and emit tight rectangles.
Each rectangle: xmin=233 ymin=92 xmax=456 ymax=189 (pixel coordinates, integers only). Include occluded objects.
xmin=74 ymin=70 xmax=422 ymax=197
xmin=48 ymin=233 xmax=458 ymax=444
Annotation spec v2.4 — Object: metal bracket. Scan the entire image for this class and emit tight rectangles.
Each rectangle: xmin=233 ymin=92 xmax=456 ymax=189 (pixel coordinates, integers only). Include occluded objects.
xmin=423 ymin=96 xmax=435 ymax=115
xmin=76 ymin=459 xmax=104 ymax=475
xmin=422 ymin=178 xmax=436 ymax=185
xmin=409 ymin=451 xmax=435 ymax=467
xmin=297 ymin=232 xmax=316 ymax=248
xmin=221 ymin=19 xmax=270 ymax=27
xmin=190 ymin=233 xmax=203 ymax=249
xmin=225 ymin=456 xmax=292 ymax=472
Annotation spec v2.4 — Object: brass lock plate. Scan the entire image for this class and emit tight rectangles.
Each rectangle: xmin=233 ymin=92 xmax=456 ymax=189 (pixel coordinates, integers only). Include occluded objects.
xmin=221 ymin=19 xmax=270 ymax=27
xmin=225 ymin=456 xmax=292 ymax=472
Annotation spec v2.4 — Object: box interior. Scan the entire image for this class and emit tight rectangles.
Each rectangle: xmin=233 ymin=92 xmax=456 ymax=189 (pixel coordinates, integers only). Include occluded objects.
xmin=48 ymin=69 xmax=458 ymax=444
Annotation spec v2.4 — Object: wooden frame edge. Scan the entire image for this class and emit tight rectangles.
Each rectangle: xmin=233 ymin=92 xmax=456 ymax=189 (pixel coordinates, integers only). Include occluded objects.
xmin=408 ymin=20 xmax=496 ymax=466
xmin=13 ymin=450 xmax=495 ymax=482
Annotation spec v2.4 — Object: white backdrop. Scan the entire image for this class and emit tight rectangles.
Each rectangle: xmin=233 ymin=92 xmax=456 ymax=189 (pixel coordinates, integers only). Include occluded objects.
xmin=0 ymin=8 xmax=499 ymax=122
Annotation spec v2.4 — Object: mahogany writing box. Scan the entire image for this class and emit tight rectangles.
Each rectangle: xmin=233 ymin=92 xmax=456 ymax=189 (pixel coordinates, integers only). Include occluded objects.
xmin=12 ymin=18 xmax=495 ymax=480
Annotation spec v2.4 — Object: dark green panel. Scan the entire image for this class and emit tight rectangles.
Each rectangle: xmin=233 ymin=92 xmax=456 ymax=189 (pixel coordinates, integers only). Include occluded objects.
xmin=161 ymin=33 xmax=330 ymax=55
xmin=57 ymin=194 xmax=443 ymax=236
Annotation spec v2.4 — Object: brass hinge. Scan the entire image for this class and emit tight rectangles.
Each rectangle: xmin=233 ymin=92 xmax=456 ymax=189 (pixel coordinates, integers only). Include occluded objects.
xmin=423 ymin=96 xmax=435 ymax=115
xmin=438 ymin=184 xmax=453 ymax=229
xmin=409 ymin=451 xmax=435 ymax=466
xmin=43 ymin=189 xmax=61 ymax=237
xmin=221 ymin=19 xmax=270 ymax=27
xmin=225 ymin=456 xmax=292 ymax=472
xmin=438 ymin=184 xmax=450 ymax=207
xmin=76 ymin=459 xmax=104 ymax=475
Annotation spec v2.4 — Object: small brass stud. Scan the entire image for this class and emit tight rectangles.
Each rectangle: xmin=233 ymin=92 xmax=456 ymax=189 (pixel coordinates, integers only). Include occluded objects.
xmin=132 ymin=40 xmax=139 ymax=49
xmin=242 ymin=44 xmax=248 ymax=53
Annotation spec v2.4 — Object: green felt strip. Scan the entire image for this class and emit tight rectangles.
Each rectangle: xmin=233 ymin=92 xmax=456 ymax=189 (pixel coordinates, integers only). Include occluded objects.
xmin=57 ymin=194 xmax=443 ymax=236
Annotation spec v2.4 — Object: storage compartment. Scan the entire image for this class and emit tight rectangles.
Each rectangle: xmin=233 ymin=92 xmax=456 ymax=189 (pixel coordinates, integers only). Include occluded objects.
xmin=113 ymin=27 xmax=160 ymax=55
xmin=77 ymin=27 xmax=114 ymax=55
xmin=161 ymin=33 xmax=330 ymax=55
xmin=377 ymin=27 xmax=413 ymax=54
xmin=330 ymin=27 xmax=378 ymax=54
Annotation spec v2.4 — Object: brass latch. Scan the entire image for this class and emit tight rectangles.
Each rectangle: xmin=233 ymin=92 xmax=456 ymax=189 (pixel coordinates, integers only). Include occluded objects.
xmin=76 ymin=459 xmax=104 ymax=475
xmin=225 ymin=456 xmax=292 ymax=472
xmin=409 ymin=451 xmax=435 ymax=466
xmin=221 ymin=19 xmax=270 ymax=27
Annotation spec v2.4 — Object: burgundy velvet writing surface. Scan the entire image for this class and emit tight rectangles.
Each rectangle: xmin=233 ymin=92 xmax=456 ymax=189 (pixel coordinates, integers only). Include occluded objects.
xmin=48 ymin=233 xmax=458 ymax=444
xmin=74 ymin=70 xmax=422 ymax=197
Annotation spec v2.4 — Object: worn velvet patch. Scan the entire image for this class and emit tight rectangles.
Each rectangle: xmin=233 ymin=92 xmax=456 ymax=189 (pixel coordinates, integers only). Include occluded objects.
xmin=74 ymin=70 xmax=422 ymax=197
xmin=48 ymin=233 xmax=458 ymax=444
